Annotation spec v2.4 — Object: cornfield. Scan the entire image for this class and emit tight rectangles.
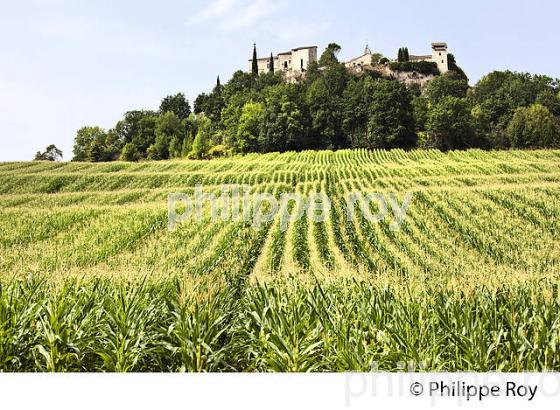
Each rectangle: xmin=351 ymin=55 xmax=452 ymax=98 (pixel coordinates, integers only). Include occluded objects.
xmin=1 ymin=149 xmax=560 ymax=371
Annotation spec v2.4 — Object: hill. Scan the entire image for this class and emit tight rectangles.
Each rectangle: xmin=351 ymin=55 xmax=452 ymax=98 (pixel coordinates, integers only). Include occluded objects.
xmin=1 ymin=149 xmax=560 ymax=371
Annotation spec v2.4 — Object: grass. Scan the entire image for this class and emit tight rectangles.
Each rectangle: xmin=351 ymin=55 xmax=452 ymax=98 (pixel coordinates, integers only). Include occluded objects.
xmin=1 ymin=148 xmax=560 ymax=371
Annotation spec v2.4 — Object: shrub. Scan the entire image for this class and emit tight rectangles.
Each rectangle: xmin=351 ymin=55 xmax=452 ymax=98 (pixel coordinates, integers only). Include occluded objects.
xmin=207 ymin=144 xmax=231 ymax=159
xmin=389 ymin=61 xmax=440 ymax=76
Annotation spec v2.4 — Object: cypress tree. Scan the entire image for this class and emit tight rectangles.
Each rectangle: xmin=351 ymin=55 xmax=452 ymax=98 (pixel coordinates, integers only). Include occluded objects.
xmin=397 ymin=48 xmax=403 ymax=62
xmin=217 ymin=76 xmax=221 ymax=87
xmin=269 ymin=53 xmax=274 ymax=73
xmin=252 ymin=43 xmax=258 ymax=75
xmin=404 ymin=47 xmax=409 ymax=62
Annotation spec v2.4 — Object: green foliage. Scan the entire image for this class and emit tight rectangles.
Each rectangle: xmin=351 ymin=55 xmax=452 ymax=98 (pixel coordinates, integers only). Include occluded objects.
xmin=193 ymin=86 xmax=225 ymax=121
xmin=120 ymin=142 xmax=140 ymax=162
xmin=71 ymin=42 xmax=560 ymax=160
xmin=252 ymin=43 xmax=258 ymax=76
xmin=426 ymin=96 xmax=476 ymax=150
xmin=34 ymin=144 xmax=63 ymax=161
xmin=73 ymin=127 xmax=111 ymax=162
xmin=470 ymin=71 xmax=560 ymax=147
xmin=447 ymin=53 xmax=469 ymax=82
xmin=389 ymin=61 xmax=440 ymax=76
xmin=425 ymin=71 xmax=470 ymax=104
xmin=412 ymin=95 xmax=429 ymax=132
xmin=190 ymin=115 xmax=213 ymax=159
xmin=260 ymin=84 xmax=309 ymax=151
xmin=306 ymin=64 xmax=350 ymax=148
xmin=507 ymin=104 xmax=560 ymax=148
xmin=207 ymin=144 xmax=230 ymax=159
xmin=3 ymin=149 xmax=560 ymax=371
xmin=397 ymin=47 xmax=409 ymax=62
xmin=371 ymin=53 xmax=383 ymax=64
xmin=319 ymin=43 xmax=341 ymax=67
xmin=236 ymin=102 xmax=265 ymax=153
xmin=159 ymin=93 xmax=191 ymax=120
xmin=2 ymin=276 xmax=560 ymax=371
xmin=149 ymin=112 xmax=185 ymax=160
xmin=367 ymin=79 xmax=417 ymax=148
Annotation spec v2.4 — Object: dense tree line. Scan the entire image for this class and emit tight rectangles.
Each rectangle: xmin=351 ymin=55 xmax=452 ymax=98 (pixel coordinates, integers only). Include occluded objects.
xmin=72 ymin=44 xmax=560 ymax=161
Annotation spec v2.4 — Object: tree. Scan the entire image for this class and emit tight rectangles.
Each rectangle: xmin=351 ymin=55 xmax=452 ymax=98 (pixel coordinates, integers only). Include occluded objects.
xmin=72 ymin=126 xmax=106 ymax=161
xmin=426 ymin=96 xmax=476 ymax=150
xmin=191 ymin=115 xmax=213 ymax=159
xmin=252 ymin=43 xmax=258 ymax=76
xmin=236 ymin=101 xmax=264 ymax=152
xmin=87 ymin=134 xmax=105 ymax=162
xmin=103 ymin=129 xmax=124 ymax=161
xmin=120 ymin=143 xmax=140 ymax=161
xmin=447 ymin=53 xmax=468 ymax=82
xmin=260 ymin=84 xmax=309 ymax=152
xmin=371 ymin=53 xmax=383 ymax=64
xmin=342 ymin=77 xmax=377 ymax=147
xmin=109 ymin=110 xmax=157 ymax=159
xmin=147 ymin=134 xmax=168 ymax=160
xmin=319 ymin=43 xmax=342 ymax=67
xmin=151 ymin=111 xmax=185 ymax=159
xmin=306 ymin=63 xmax=350 ymax=148
xmin=130 ymin=111 xmax=158 ymax=158
xmin=397 ymin=47 xmax=410 ymax=62
xmin=425 ymin=71 xmax=469 ymax=104
xmin=217 ymin=76 xmax=221 ymax=87
xmin=159 ymin=93 xmax=191 ymax=120
xmin=181 ymin=114 xmax=198 ymax=157
xmin=412 ymin=95 xmax=430 ymax=133
xmin=470 ymin=71 xmax=560 ymax=147
xmin=269 ymin=53 xmax=274 ymax=73
xmin=367 ymin=79 xmax=416 ymax=149
xmin=194 ymin=86 xmax=225 ymax=122
xmin=507 ymin=104 xmax=560 ymax=148
xmin=34 ymin=144 xmax=63 ymax=161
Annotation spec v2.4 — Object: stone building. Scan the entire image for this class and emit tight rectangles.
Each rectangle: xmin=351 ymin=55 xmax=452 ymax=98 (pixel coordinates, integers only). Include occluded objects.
xmin=345 ymin=44 xmax=374 ymax=72
xmin=248 ymin=45 xmax=318 ymax=75
xmin=345 ymin=42 xmax=449 ymax=74
xmin=409 ymin=43 xmax=449 ymax=73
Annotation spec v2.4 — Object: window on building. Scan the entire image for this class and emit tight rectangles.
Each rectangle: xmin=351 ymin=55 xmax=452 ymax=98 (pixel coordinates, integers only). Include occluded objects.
xmin=300 ymin=59 xmax=304 ymax=69
xmin=284 ymin=62 xmax=288 ymax=69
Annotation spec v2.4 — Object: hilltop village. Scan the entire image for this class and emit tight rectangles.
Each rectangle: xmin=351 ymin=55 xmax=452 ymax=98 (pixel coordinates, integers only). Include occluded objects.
xmin=249 ymin=42 xmax=450 ymax=86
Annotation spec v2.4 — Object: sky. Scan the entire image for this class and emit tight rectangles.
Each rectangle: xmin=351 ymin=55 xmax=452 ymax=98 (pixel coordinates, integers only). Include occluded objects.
xmin=1 ymin=0 xmax=559 ymax=161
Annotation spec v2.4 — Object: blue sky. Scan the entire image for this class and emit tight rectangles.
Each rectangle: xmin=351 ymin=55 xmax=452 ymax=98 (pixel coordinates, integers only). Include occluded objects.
xmin=1 ymin=0 xmax=559 ymax=161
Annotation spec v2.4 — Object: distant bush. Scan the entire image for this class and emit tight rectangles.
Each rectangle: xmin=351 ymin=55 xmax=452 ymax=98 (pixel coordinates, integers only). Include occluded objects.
xmin=389 ymin=61 xmax=440 ymax=76
xmin=207 ymin=144 xmax=231 ymax=158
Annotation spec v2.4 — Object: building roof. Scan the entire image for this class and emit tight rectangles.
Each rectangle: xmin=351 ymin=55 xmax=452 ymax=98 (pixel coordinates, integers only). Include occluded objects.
xmin=248 ymin=57 xmax=278 ymax=62
xmin=345 ymin=53 xmax=371 ymax=64
xmin=409 ymin=54 xmax=432 ymax=61
xmin=431 ymin=42 xmax=448 ymax=48
xmin=291 ymin=46 xmax=318 ymax=51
